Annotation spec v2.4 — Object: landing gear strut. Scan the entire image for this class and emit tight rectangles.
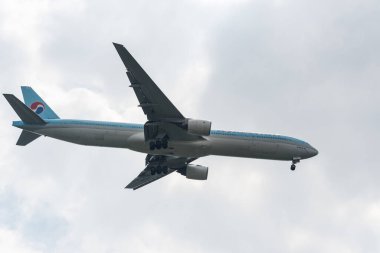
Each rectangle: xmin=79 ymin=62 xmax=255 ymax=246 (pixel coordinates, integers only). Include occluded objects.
xmin=290 ymin=158 xmax=300 ymax=171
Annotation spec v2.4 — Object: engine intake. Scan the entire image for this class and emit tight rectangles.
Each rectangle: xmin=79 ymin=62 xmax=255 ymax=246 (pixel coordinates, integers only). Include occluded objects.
xmin=182 ymin=164 xmax=208 ymax=180
xmin=186 ymin=119 xmax=212 ymax=136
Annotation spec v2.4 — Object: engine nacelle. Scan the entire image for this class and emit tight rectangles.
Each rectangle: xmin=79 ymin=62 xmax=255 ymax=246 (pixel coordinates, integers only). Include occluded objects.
xmin=185 ymin=164 xmax=208 ymax=180
xmin=187 ymin=119 xmax=212 ymax=136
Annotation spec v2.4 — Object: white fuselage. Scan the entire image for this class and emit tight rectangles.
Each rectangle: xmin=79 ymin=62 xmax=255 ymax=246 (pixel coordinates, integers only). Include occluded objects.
xmin=14 ymin=119 xmax=318 ymax=161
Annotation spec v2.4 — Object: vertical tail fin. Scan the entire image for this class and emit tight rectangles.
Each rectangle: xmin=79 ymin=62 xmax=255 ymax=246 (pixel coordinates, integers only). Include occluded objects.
xmin=21 ymin=86 xmax=59 ymax=119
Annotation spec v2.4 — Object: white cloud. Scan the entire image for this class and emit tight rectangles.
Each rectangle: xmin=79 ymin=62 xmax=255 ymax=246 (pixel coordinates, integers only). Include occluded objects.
xmin=1 ymin=0 xmax=380 ymax=252
xmin=0 ymin=228 xmax=41 ymax=253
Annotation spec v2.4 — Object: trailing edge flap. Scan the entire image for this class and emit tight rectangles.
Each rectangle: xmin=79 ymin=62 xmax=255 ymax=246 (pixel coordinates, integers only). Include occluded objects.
xmin=16 ymin=130 xmax=41 ymax=146
xmin=3 ymin=94 xmax=46 ymax=124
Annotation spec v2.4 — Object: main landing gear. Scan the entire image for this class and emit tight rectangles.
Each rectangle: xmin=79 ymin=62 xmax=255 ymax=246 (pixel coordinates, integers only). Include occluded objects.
xmin=150 ymin=166 xmax=169 ymax=175
xmin=290 ymin=158 xmax=300 ymax=171
xmin=149 ymin=136 xmax=169 ymax=151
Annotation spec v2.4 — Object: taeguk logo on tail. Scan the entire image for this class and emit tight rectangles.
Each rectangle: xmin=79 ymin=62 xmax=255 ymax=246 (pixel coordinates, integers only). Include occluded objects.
xmin=30 ymin=101 xmax=45 ymax=114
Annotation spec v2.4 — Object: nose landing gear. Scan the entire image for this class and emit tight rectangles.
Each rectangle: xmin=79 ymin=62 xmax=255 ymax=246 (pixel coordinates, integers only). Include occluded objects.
xmin=290 ymin=157 xmax=300 ymax=171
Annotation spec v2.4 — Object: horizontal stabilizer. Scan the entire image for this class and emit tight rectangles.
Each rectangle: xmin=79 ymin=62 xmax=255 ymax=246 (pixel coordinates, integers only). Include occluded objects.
xmin=3 ymin=94 xmax=46 ymax=124
xmin=16 ymin=130 xmax=41 ymax=146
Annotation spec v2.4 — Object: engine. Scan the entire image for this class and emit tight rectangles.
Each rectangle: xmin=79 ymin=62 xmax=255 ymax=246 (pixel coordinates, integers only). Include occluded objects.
xmin=182 ymin=164 xmax=208 ymax=180
xmin=186 ymin=119 xmax=212 ymax=136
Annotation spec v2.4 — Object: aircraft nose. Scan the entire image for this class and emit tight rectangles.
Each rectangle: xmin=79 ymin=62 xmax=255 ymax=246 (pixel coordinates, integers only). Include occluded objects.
xmin=308 ymin=147 xmax=318 ymax=157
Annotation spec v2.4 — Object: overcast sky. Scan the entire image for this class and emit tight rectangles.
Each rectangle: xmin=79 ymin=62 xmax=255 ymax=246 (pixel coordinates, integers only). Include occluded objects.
xmin=1 ymin=0 xmax=380 ymax=252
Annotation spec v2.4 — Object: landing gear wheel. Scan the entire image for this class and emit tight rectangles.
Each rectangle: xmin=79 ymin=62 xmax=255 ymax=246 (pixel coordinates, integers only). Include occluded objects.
xmin=162 ymin=166 xmax=168 ymax=174
xmin=290 ymin=157 xmax=300 ymax=171
xmin=155 ymin=140 xmax=162 ymax=149
xmin=156 ymin=166 xmax=162 ymax=174
xmin=150 ymin=168 xmax=156 ymax=175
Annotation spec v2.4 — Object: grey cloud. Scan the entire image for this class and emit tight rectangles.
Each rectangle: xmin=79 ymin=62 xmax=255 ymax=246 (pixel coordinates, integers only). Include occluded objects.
xmin=0 ymin=0 xmax=380 ymax=252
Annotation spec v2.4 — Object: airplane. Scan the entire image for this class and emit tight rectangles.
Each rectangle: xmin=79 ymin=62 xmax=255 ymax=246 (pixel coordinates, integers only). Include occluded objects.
xmin=3 ymin=42 xmax=318 ymax=190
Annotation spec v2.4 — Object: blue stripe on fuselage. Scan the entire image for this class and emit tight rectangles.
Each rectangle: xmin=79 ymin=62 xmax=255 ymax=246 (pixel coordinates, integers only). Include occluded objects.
xmin=46 ymin=119 xmax=144 ymax=129
xmin=210 ymin=129 xmax=308 ymax=145
xmin=12 ymin=119 xmax=309 ymax=146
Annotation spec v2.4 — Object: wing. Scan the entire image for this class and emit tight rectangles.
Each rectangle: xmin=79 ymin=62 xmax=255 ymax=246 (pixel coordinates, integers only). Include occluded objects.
xmin=126 ymin=155 xmax=197 ymax=190
xmin=113 ymin=43 xmax=184 ymax=121
xmin=126 ymin=166 xmax=176 ymax=190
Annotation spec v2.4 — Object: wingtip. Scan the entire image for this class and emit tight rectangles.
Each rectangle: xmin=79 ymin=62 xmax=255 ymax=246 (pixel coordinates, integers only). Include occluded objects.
xmin=112 ymin=42 xmax=123 ymax=47
xmin=125 ymin=183 xmax=138 ymax=190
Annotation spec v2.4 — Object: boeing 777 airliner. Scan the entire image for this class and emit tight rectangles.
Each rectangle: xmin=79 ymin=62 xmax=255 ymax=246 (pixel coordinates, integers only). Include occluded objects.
xmin=4 ymin=43 xmax=318 ymax=189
